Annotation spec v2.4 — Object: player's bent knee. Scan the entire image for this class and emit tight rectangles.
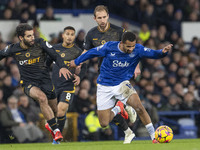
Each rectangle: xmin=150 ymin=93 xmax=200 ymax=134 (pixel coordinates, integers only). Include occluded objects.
xmin=57 ymin=110 xmax=66 ymax=117
xmin=38 ymin=94 xmax=48 ymax=104
xmin=99 ymin=120 xmax=109 ymax=128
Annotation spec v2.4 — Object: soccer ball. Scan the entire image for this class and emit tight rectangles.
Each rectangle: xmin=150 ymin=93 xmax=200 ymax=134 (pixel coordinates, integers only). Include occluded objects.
xmin=155 ymin=125 xmax=173 ymax=143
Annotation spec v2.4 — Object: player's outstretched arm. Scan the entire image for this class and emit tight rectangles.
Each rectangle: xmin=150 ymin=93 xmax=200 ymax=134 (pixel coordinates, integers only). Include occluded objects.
xmin=0 ymin=45 xmax=12 ymax=60
xmin=82 ymin=49 xmax=87 ymax=54
xmin=162 ymin=44 xmax=173 ymax=53
xmin=134 ymin=63 xmax=141 ymax=79
xmin=59 ymin=68 xmax=72 ymax=80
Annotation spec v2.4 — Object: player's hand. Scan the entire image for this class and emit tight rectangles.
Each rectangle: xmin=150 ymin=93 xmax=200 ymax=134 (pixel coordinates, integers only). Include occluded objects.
xmin=162 ymin=44 xmax=173 ymax=53
xmin=75 ymin=64 xmax=82 ymax=75
xmin=73 ymin=74 xmax=80 ymax=86
xmin=59 ymin=68 xmax=72 ymax=80
xmin=70 ymin=60 xmax=77 ymax=68
xmin=134 ymin=64 xmax=141 ymax=79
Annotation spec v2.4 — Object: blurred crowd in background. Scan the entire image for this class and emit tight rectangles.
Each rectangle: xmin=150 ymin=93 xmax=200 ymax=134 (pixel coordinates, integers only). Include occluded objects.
xmin=0 ymin=0 xmax=200 ymax=143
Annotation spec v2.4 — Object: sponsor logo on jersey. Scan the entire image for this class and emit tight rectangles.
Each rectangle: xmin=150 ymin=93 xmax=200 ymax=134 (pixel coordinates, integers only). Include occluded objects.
xmin=25 ymin=52 xmax=30 ymax=57
xmin=15 ymin=53 xmax=21 ymax=55
xmin=113 ymin=60 xmax=129 ymax=67
xmin=56 ymin=50 xmax=60 ymax=52
xmin=19 ymin=57 xmax=40 ymax=65
xmin=61 ymin=53 xmax=65 ymax=57
xmin=144 ymin=47 xmax=151 ymax=52
xmin=110 ymin=53 xmax=115 ymax=56
xmin=46 ymin=41 xmax=53 ymax=48
xmin=93 ymin=38 xmax=98 ymax=40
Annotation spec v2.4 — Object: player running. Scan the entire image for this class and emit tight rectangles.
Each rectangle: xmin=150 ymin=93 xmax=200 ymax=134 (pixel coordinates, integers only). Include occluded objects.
xmin=83 ymin=5 xmax=138 ymax=143
xmin=70 ymin=31 xmax=173 ymax=144
xmin=0 ymin=23 xmax=72 ymax=142
xmin=45 ymin=26 xmax=86 ymax=144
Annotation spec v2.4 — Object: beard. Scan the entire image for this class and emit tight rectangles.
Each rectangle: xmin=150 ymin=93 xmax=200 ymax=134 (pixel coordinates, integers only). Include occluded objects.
xmin=23 ymin=39 xmax=34 ymax=47
xmin=99 ymin=22 xmax=107 ymax=30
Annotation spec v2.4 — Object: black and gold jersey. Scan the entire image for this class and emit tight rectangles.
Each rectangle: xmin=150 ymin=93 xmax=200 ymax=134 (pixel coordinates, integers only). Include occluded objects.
xmin=83 ymin=23 xmax=125 ymax=72
xmin=0 ymin=38 xmax=65 ymax=83
xmin=47 ymin=43 xmax=84 ymax=92
xmin=83 ymin=23 xmax=124 ymax=50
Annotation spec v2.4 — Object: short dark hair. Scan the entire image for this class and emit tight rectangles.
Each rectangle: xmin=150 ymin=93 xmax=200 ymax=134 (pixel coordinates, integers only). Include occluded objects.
xmin=122 ymin=32 xmax=136 ymax=43
xmin=63 ymin=26 xmax=75 ymax=32
xmin=94 ymin=5 xmax=109 ymax=17
xmin=16 ymin=23 xmax=33 ymax=38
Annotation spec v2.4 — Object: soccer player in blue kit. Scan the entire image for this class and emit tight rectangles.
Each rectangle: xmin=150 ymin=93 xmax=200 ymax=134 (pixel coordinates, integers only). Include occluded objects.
xmin=83 ymin=5 xmax=138 ymax=143
xmin=70 ymin=31 xmax=173 ymax=143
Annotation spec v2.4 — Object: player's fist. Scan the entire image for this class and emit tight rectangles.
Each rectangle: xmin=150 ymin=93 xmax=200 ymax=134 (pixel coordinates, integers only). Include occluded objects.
xmin=162 ymin=44 xmax=173 ymax=53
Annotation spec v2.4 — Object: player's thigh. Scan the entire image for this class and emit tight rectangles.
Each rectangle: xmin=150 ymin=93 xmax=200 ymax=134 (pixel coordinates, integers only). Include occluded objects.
xmin=126 ymin=93 xmax=143 ymax=110
xmin=29 ymin=86 xmax=47 ymax=103
xmin=57 ymin=91 xmax=74 ymax=114
xmin=40 ymin=79 xmax=56 ymax=100
xmin=97 ymin=108 xmax=112 ymax=125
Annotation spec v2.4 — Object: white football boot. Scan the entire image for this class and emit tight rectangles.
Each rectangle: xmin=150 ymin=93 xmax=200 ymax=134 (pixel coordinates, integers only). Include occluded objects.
xmin=125 ymin=105 xmax=137 ymax=123
xmin=123 ymin=131 xmax=135 ymax=144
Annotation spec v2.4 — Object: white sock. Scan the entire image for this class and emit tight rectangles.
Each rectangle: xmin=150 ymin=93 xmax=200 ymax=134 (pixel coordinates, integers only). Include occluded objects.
xmin=124 ymin=127 xmax=132 ymax=135
xmin=111 ymin=106 xmax=121 ymax=116
xmin=145 ymin=123 xmax=155 ymax=140
xmin=53 ymin=128 xmax=60 ymax=134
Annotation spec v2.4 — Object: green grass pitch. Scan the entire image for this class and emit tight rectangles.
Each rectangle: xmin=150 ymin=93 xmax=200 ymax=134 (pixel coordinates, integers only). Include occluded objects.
xmin=0 ymin=139 xmax=200 ymax=150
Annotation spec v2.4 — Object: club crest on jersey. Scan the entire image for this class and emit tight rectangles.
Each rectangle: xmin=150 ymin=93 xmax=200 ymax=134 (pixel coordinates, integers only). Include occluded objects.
xmin=101 ymin=40 xmax=106 ymax=45
xmin=129 ymin=53 xmax=135 ymax=57
xmin=46 ymin=41 xmax=53 ymax=48
xmin=61 ymin=53 xmax=65 ymax=57
xmin=25 ymin=52 xmax=30 ymax=57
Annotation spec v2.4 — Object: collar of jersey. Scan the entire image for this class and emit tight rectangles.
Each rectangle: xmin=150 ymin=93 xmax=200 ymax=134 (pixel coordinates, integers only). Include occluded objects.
xmin=117 ymin=42 xmax=125 ymax=53
xmin=97 ymin=22 xmax=110 ymax=32
xmin=19 ymin=42 xmax=28 ymax=50
xmin=62 ymin=43 xmax=74 ymax=48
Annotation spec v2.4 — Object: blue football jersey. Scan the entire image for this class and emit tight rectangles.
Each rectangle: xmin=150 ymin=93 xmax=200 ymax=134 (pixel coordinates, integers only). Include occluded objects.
xmin=75 ymin=41 xmax=167 ymax=86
